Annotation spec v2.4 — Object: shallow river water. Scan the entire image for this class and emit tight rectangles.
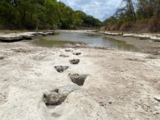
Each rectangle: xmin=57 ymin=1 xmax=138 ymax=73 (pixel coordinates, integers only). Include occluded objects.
xmin=33 ymin=32 xmax=140 ymax=52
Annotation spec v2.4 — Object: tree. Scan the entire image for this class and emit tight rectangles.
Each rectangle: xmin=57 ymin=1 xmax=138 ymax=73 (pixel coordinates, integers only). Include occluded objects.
xmin=116 ymin=0 xmax=136 ymax=22
xmin=0 ymin=0 xmax=101 ymax=29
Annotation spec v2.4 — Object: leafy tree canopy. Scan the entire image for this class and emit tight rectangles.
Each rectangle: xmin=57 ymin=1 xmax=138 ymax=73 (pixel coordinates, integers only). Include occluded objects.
xmin=0 ymin=0 xmax=102 ymax=29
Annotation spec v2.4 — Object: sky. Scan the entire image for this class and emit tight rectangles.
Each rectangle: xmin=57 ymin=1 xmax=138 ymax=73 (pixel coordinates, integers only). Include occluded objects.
xmin=57 ymin=0 xmax=122 ymax=21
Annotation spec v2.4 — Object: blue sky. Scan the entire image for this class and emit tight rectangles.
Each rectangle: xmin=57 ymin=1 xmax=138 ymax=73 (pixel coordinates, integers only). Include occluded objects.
xmin=57 ymin=0 xmax=122 ymax=21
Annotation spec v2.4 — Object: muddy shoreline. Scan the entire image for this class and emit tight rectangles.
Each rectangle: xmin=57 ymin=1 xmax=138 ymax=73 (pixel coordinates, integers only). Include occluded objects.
xmin=55 ymin=30 xmax=160 ymax=55
xmin=101 ymin=35 xmax=160 ymax=55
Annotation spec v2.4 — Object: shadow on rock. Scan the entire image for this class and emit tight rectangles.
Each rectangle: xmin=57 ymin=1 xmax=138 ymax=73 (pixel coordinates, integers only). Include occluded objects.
xmin=0 ymin=57 xmax=4 ymax=60
xmin=73 ymin=52 xmax=81 ymax=56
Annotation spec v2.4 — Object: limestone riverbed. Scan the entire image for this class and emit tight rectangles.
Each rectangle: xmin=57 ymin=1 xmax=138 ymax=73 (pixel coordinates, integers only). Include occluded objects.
xmin=0 ymin=40 xmax=160 ymax=120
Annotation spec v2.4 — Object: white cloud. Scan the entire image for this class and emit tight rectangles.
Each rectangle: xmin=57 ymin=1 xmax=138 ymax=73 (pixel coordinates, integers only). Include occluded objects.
xmin=58 ymin=0 xmax=121 ymax=21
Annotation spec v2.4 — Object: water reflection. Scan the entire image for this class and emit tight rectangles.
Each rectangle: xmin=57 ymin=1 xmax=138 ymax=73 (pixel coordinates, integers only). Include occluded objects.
xmin=33 ymin=32 xmax=140 ymax=52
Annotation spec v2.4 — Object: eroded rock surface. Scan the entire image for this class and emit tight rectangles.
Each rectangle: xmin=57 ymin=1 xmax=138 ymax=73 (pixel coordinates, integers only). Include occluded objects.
xmin=0 ymin=41 xmax=160 ymax=120
xmin=59 ymin=54 xmax=69 ymax=58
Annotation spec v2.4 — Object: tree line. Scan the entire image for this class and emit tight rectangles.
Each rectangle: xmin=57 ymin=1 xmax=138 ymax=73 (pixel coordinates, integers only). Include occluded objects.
xmin=0 ymin=0 xmax=102 ymax=30
xmin=103 ymin=0 xmax=160 ymax=32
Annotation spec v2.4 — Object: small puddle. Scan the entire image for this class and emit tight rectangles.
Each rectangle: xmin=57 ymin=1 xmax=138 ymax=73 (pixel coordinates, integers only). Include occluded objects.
xmin=33 ymin=32 xmax=140 ymax=52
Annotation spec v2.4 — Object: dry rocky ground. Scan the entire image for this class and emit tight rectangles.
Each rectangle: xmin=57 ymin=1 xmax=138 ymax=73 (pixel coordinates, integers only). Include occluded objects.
xmin=0 ymin=41 xmax=160 ymax=120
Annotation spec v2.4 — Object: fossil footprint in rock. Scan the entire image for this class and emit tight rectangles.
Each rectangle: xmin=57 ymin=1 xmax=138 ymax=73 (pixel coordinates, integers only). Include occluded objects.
xmin=69 ymin=59 xmax=80 ymax=65
xmin=0 ymin=57 xmax=4 ymax=60
xmin=69 ymin=73 xmax=88 ymax=86
xmin=54 ymin=66 xmax=69 ymax=73
xmin=73 ymin=52 xmax=81 ymax=56
xmin=43 ymin=86 xmax=79 ymax=106
xmin=59 ymin=54 xmax=69 ymax=58
xmin=65 ymin=49 xmax=73 ymax=52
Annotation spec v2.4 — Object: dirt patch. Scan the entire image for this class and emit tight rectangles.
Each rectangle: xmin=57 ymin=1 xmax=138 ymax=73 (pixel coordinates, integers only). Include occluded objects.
xmin=145 ymin=55 xmax=159 ymax=59
xmin=52 ymin=113 xmax=61 ymax=118
xmin=0 ymin=92 xmax=8 ymax=105
xmin=12 ymin=48 xmax=31 ymax=53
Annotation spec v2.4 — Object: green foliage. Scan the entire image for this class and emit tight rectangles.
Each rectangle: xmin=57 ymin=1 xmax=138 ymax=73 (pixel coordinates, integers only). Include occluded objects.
xmin=75 ymin=11 xmax=102 ymax=27
xmin=0 ymin=0 xmax=101 ymax=29
xmin=103 ymin=0 xmax=160 ymax=32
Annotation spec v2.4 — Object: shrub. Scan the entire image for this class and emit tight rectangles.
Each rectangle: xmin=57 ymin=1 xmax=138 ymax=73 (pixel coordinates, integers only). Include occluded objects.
xmin=149 ymin=15 xmax=160 ymax=32
xmin=100 ymin=26 xmax=105 ymax=31
xmin=137 ymin=18 xmax=148 ymax=24
xmin=120 ymin=22 xmax=133 ymax=31
xmin=116 ymin=19 xmax=125 ymax=29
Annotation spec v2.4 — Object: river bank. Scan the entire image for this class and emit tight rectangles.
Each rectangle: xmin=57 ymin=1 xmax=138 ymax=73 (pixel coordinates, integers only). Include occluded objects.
xmin=102 ymin=35 xmax=160 ymax=55
xmin=56 ymin=30 xmax=160 ymax=55
xmin=0 ymin=31 xmax=160 ymax=119
xmin=0 ymin=30 xmax=160 ymax=55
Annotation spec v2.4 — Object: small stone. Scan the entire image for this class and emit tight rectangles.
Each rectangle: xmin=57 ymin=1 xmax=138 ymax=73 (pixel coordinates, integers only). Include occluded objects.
xmin=108 ymin=100 xmax=113 ymax=104
xmin=153 ymin=111 xmax=160 ymax=115
xmin=99 ymin=102 xmax=106 ymax=106
xmin=154 ymin=96 xmax=160 ymax=101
